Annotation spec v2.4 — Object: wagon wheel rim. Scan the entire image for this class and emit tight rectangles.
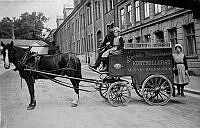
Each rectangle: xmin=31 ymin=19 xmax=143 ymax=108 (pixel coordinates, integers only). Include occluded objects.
xmin=107 ymin=82 xmax=131 ymax=107
xmin=142 ymin=75 xmax=172 ymax=106
xmin=133 ymin=85 xmax=143 ymax=98
xmin=99 ymin=83 xmax=110 ymax=100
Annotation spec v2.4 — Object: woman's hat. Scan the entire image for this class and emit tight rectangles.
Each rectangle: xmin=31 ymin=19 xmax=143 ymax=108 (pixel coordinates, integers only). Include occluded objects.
xmin=175 ymin=44 xmax=183 ymax=50
xmin=113 ymin=27 xmax=120 ymax=32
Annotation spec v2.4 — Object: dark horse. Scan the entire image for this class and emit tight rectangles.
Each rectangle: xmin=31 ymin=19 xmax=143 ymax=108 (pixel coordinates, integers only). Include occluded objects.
xmin=1 ymin=41 xmax=82 ymax=110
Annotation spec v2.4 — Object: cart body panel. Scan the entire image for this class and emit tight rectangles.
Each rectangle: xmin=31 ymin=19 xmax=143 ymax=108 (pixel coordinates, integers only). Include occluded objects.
xmin=109 ymin=47 xmax=173 ymax=84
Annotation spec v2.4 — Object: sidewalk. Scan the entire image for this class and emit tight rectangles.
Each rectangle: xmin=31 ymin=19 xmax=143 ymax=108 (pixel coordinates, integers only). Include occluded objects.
xmin=185 ymin=76 xmax=200 ymax=95
xmin=82 ymin=63 xmax=200 ymax=95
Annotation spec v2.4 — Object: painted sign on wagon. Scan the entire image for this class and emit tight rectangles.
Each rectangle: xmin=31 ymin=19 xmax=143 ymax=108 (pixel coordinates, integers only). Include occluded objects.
xmin=125 ymin=48 xmax=173 ymax=75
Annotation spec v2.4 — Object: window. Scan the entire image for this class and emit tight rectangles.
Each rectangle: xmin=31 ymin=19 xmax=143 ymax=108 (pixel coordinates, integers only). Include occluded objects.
xmin=135 ymin=37 xmax=141 ymax=43
xmin=95 ymin=1 xmax=101 ymax=20
xmin=87 ymin=6 xmax=92 ymax=25
xmin=91 ymin=34 xmax=93 ymax=51
xmin=97 ymin=30 xmax=102 ymax=48
xmin=77 ymin=18 xmax=79 ymax=33
xmin=144 ymin=2 xmax=150 ymax=18
xmin=120 ymin=8 xmax=125 ymax=28
xmin=168 ymin=28 xmax=177 ymax=50
xmin=83 ymin=14 xmax=85 ymax=29
xmin=95 ymin=1 xmax=98 ymax=18
xmin=127 ymin=4 xmax=132 ymax=25
xmin=135 ymin=1 xmax=140 ymax=22
xmin=75 ymin=19 xmax=77 ymax=34
xmin=184 ymin=24 xmax=196 ymax=56
xmin=167 ymin=6 xmax=173 ymax=9
xmin=155 ymin=4 xmax=162 ymax=14
xmin=155 ymin=31 xmax=164 ymax=43
xmin=106 ymin=0 xmax=114 ymax=12
xmin=72 ymin=22 xmax=74 ymax=36
xmin=110 ymin=0 xmax=114 ymax=10
xmin=80 ymin=14 xmax=82 ymax=29
xmin=98 ymin=1 xmax=101 ymax=18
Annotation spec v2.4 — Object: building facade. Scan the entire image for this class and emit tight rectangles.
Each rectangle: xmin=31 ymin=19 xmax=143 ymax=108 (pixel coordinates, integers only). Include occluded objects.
xmin=54 ymin=0 xmax=200 ymax=75
xmin=116 ymin=0 xmax=200 ymax=75
xmin=55 ymin=0 xmax=115 ymax=64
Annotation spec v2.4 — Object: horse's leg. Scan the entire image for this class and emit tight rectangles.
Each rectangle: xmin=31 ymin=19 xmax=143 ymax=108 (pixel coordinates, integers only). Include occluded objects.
xmin=70 ymin=79 xmax=79 ymax=107
xmin=25 ymin=76 xmax=36 ymax=110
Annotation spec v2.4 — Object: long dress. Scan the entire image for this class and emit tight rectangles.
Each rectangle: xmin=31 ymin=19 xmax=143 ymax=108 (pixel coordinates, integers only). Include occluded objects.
xmin=172 ymin=53 xmax=189 ymax=86
xmin=101 ymin=36 xmax=123 ymax=57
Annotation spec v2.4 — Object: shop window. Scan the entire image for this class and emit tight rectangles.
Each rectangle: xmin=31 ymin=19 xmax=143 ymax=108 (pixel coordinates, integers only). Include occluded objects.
xmin=155 ymin=31 xmax=164 ymax=43
xmin=144 ymin=34 xmax=151 ymax=43
xmin=135 ymin=36 xmax=141 ymax=43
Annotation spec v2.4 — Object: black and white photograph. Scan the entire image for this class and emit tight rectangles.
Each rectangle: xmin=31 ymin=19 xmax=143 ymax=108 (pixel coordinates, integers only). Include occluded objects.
xmin=0 ymin=0 xmax=200 ymax=128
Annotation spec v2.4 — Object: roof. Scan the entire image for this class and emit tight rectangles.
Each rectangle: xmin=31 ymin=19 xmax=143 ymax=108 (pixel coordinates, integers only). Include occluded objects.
xmin=0 ymin=39 xmax=48 ymax=47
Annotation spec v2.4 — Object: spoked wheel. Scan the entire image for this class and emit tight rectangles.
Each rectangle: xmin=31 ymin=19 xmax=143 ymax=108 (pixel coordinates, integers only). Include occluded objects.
xmin=133 ymin=85 xmax=143 ymax=98
xmin=107 ymin=82 xmax=131 ymax=107
xmin=142 ymin=75 xmax=173 ymax=106
xmin=99 ymin=83 xmax=111 ymax=100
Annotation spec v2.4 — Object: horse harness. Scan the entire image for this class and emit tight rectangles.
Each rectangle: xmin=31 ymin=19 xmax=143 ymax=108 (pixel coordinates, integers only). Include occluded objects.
xmin=15 ymin=48 xmax=40 ymax=72
xmin=16 ymin=49 xmax=77 ymax=76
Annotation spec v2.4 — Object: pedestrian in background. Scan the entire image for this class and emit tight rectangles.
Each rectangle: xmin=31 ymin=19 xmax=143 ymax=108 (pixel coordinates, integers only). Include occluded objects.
xmin=172 ymin=44 xmax=189 ymax=97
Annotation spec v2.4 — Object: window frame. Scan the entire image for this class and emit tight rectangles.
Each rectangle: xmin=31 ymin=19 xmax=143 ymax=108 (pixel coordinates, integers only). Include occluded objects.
xmin=144 ymin=2 xmax=150 ymax=18
xmin=127 ymin=4 xmax=132 ymax=26
xmin=120 ymin=8 xmax=125 ymax=29
xmin=135 ymin=1 xmax=140 ymax=22
xmin=184 ymin=24 xmax=196 ymax=56
xmin=154 ymin=4 xmax=162 ymax=14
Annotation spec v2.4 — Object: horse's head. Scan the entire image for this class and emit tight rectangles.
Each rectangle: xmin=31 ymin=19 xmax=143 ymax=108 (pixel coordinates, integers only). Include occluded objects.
xmin=1 ymin=41 xmax=16 ymax=69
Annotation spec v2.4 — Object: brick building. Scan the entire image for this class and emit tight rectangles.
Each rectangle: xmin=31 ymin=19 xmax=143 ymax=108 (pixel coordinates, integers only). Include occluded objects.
xmin=116 ymin=0 xmax=200 ymax=75
xmin=54 ymin=0 xmax=115 ymax=63
xmin=54 ymin=0 xmax=200 ymax=75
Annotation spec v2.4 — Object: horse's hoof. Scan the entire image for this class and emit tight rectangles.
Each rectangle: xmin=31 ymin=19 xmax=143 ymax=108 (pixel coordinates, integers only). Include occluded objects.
xmin=71 ymin=100 xmax=78 ymax=107
xmin=27 ymin=101 xmax=36 ymax=110
xmin=71 ymin=103 xmax=78 ymax=107
xmin=27 ymin=105 xmax=35 ymax=110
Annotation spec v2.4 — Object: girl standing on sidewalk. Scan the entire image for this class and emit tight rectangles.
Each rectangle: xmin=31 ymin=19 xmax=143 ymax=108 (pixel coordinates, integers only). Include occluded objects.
xmin=172 ymin=44 xmax=189 ymax=97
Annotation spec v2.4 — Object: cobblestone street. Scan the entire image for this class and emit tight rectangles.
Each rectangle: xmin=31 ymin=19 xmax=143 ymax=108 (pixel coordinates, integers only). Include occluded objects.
xmin=1 ymin=62 xmax=200 ymax=128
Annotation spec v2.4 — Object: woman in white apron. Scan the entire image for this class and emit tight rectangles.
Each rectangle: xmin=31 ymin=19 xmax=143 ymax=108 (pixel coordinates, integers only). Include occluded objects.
xmin=172 ymin=44 xmax=189 ymax=97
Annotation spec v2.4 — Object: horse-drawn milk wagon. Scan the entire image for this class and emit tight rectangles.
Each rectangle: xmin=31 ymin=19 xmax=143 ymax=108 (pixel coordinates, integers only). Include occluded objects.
xmin=1 ymin=41 xmax=173 ymax=109
xmin=95 ymin=42 xmax=173 ymax=106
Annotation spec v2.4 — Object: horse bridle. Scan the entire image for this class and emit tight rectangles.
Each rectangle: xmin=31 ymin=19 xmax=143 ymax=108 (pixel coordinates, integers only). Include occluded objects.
xmin=7 ymin=46 xmax=32 ymax=70
xmin=16 ymin=48 xmax=33 ymax=69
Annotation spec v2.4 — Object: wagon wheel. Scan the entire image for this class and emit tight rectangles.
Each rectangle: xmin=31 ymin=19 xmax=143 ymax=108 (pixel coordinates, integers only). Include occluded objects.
xmin=142 ymin=75 xmax=172 ymax=106
xmin=133 ymin=85 xmax=143 ymax=98
xmin=107 ymin=82 xmax=131 ymax=107
xmin=99 ymin=83 xmax=110 ymax=100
